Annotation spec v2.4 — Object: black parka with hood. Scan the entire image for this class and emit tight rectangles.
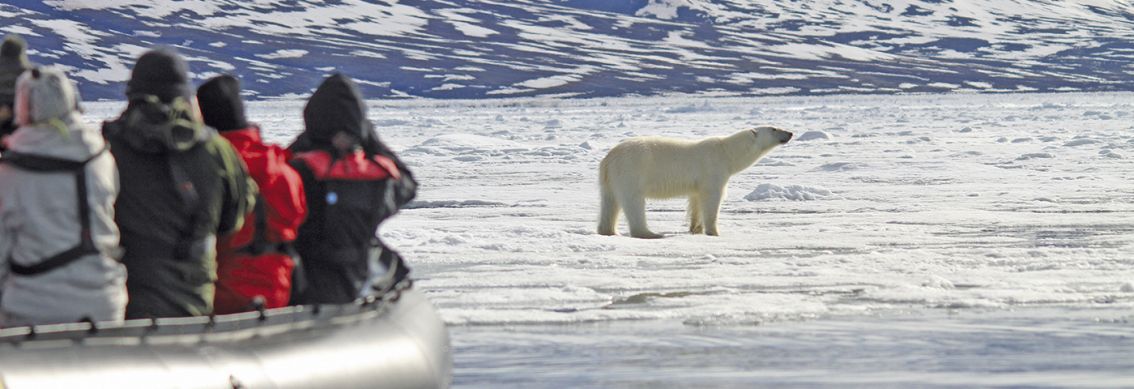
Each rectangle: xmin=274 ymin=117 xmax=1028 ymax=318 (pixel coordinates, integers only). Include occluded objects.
xmin=288 ymin=74 xmax=416 ymax=304
xmin=103 ymin=48 xmax=255 ymax=318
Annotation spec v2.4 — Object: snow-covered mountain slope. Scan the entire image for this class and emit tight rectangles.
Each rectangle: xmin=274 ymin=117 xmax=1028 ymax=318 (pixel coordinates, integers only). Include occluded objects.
xmin=4 ymin=0 xmax=1133 ymax=100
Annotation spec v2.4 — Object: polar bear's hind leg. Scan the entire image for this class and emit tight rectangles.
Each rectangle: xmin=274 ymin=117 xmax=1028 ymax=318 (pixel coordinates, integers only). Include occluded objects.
xmin=597 ymin=182 xmax=620 ymax=236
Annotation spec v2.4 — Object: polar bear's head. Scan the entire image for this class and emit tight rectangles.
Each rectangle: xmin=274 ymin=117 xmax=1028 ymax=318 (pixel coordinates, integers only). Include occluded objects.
xmin=749 ymin=126 xmax=793 ymax=148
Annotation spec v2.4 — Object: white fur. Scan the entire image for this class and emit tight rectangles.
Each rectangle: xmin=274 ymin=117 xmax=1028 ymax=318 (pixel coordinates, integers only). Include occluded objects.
xmin=597 ymin=126 xmax=793 ymax=238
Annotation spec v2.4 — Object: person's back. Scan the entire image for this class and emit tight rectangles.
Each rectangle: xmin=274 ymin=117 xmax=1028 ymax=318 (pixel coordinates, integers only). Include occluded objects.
xmin=0 ymin=34 xmax=33 ymax=149
xmin=104 ymin=48 xmax=255 ymax=319
xmin=288 ymin=73 xmax=416 ymax=305
xmin=0 ymin=66 xmax=126 ymax=327
xmin=197 ymin=75 xmax=307 ymax=314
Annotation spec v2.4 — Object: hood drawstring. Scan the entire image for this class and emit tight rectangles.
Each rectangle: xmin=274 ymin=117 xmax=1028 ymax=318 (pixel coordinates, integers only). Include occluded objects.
xmin=47 ymin=117 xmax=70 ymax=139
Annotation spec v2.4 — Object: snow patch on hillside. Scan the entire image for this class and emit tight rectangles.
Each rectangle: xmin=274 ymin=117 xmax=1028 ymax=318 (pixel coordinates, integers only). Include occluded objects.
xmin=12 ymin=0 xmax=1134 ymax=99
xmin=258 ymin=49 xmax=308 ymax=59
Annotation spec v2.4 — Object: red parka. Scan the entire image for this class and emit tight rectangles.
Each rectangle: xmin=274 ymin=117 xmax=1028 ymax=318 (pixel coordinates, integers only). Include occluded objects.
xmin=214 ymin=127 xmax=307 ymax=313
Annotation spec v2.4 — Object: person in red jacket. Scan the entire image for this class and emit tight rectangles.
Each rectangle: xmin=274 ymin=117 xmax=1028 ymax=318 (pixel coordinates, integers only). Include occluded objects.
xmin=197 ymin=75 xmax=307 ymax=313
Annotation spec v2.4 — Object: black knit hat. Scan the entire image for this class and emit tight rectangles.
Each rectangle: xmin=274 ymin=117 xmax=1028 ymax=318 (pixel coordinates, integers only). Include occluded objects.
xmin=197 ymin=74 xmax=248 ymax=132
xmin=126 ymin=47 xmax=190 ymax=103
xmin=0 ymin=34 xmax=29 ymax=67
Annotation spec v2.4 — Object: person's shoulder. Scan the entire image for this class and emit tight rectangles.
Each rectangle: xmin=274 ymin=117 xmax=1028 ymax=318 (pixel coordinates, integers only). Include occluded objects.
xmin=100 ymin=117 xmax=123 ymax=139
xmin=199 ymin=128 xmax=249 ymax=168
xmin=371 ymin=154 xmax=400 ymax=179
xmin=290 ymin=149 xmax=331 ymax=172
xmin=202 ymin=127 xmax=234 ymax=153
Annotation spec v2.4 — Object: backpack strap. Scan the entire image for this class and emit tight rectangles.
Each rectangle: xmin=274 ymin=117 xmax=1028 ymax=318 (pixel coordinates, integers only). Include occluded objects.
xmin=1 ymin=147 xmax=107 ymax=276
xmin=233 ymin=194 xmax=295 ymax=256
xmin=237 ymin=195 xmax=269 ymax=255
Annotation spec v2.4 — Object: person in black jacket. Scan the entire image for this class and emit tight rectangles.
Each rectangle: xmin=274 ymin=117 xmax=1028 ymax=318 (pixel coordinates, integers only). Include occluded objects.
xmin=288 ymin=73 xmax=416 ymax=304
xmin=0 ymin=34 xmax=33 ymax=149
xmin=103 ymin=48 xmax=256 ymax=318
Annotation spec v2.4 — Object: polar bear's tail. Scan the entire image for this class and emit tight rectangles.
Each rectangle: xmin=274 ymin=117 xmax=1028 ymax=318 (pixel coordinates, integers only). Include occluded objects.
xmin=597 ymin=159 xmax=620 ymax=235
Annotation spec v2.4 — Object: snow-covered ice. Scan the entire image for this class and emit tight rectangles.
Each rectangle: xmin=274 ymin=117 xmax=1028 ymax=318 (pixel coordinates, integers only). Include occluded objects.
xmin=795 ymin=130 xmax=832 ymax=141
xmin=744 ymin=183 xmax=834 ymax=201
xmin=82 ymin=92 xmax=1134 ymax=387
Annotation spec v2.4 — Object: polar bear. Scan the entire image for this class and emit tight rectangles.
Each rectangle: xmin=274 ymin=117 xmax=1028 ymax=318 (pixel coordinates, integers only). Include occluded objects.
xmin=597 ymin=126 xmax=793 ymax=238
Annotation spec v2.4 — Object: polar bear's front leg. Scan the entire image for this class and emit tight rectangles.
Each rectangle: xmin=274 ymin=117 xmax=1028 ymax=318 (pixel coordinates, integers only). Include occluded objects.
xmin=698 ymin=185 xmax=725 ymax=236
xmin=687 ymin=195 xmax=703 ymax=234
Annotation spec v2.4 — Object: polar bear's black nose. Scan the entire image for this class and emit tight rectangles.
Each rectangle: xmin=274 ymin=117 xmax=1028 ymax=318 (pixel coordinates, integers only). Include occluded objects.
xmin=781 ymin=131 xmax=793 ymax=144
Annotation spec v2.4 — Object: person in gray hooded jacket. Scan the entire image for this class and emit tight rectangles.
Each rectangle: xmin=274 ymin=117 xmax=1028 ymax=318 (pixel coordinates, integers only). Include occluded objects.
xmin=0 ymin=66 xmax=127 ymax=327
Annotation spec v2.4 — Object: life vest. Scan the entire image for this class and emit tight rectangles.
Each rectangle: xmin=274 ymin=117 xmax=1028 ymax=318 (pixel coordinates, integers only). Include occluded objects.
xmin=289 ymin=149 xmax=411 ymax=303
xmin=0 ymin=147 xmax=108 ymax=275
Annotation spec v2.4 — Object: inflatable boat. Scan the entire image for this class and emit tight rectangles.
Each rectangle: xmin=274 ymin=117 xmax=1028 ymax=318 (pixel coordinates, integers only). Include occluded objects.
xmin=0 ymin=280 xmax=451 ymax=389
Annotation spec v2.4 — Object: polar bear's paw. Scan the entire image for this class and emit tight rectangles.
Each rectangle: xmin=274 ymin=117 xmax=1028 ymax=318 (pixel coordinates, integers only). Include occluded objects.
xmin=689 ymin=223 xmax=703 ymax=234
xmin=630 ymin=230 xmax=664 ymax=239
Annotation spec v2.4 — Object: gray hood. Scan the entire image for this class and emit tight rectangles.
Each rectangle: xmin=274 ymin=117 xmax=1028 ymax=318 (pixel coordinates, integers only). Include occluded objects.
xmin=5 ymin=112 xmax=106 ymax=161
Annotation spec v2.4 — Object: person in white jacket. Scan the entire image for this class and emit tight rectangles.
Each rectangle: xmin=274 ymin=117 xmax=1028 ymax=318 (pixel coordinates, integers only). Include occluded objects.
xmin=0 ymin=66 xmax=127 ymax=327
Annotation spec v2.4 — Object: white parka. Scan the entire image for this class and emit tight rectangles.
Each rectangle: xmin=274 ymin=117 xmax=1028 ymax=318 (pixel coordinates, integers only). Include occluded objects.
xmin=0 ymin=68 xmax=126 ymax=327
